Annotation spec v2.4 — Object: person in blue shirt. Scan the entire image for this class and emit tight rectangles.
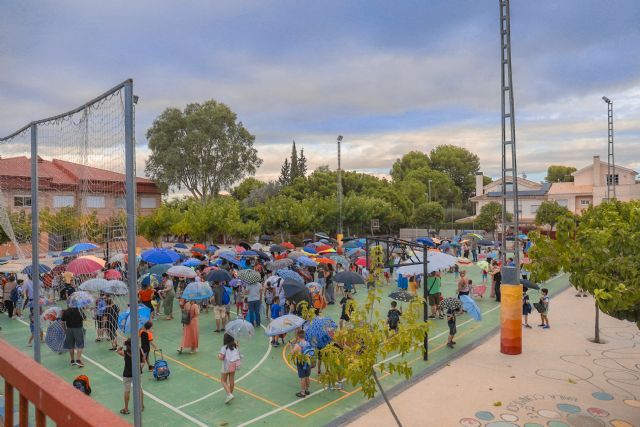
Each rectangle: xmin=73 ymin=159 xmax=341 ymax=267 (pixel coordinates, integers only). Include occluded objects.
xmin=95 ymin=292 xmax=108 ymax=341
xmin=270 ymin=296 xmax=284 ymax=346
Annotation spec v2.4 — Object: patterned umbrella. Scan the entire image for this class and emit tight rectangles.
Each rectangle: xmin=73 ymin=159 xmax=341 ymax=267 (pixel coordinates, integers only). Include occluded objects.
xmin=206 ymin=269 xmax=233 ymax=283
xmin=104 ymin=269 xmax=122 ymax=280
xmin=79 ymin=278 xmax=109 ymax=292
xmin=460 ymin=295 xmax=482 ymax=321
xmin=182 ymin=258 xmax=202 ymax=267
xmin=304 ymin=317 xmax=337 ymax=349
xmin=287 ymin=251 xmax=305 ymax=260
xmin=138 ymin=273 xmax=161 ymax=288
xmin=266 ymin=258 xmax=294 ymax=271
xmin=42 ymin=306 xmax=63 ymax=322
xmin=167 ymin=265 xmax=197 ymax=279
xmin=388 ymin=290 xmax=415 ymax=302
xmin=61 ymin=242 xmax=99 ymax=256
xmin=78 ymin=255 xmax=106 ymax=268
xmin=68 ymin=291 xmax=95 ymax=308
xmin=306 ymin=282 xmax=323 ymax=295
xmin=45 ymin=321 xmax=65 ymax=353
xmin=265 ymin=314 xmax=305 ymax=337
xmin=181 ymin=282 xmax=213 ymax=301
xmin=276 ymin=269 xmax=304 ymax=284
xmin=103 ymin=280 xmax=129 ymax=295
xmin=296 ymin=256 xmax=317 ymax=267
xmin=441 ymin=297 xmax=462 ymax=313
xmin=346 ymin=248 xmax=366 ymax=259
xmin=270 ymin=244 xmax=287 ymax=253
xmin=237 ymin=269 xmax=261 ymax=285
xmin=224 ymin=319 xmax=255 ymax=339
xmin=325 ymin=254 xmax=350 ymax=268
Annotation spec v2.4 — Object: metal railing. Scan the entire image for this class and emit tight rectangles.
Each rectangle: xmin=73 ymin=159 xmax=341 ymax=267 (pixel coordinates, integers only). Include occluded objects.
xmin=0 ymin=338 xmax=130 ymax=427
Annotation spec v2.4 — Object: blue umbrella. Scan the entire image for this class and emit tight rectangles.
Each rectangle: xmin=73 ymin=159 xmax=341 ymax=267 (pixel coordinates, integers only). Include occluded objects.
xmin=139 ymin=273 xmax=161 ymax=287
xmin=207 ymin=245 xmax=219 ymax=254
xmin=61 ymin=242 xmax=99 ymax=255
xmin=141 ymin=248 xmax=180 ymax=264
xmin=205 ymin=269 xmax=233 ymax=283
xmin=45 ymin=321 xmax=66 ymax=353
xmin=21 ymin=264 xmax=51 ymax=275
xmin=181 ymin=282 xmax=213 ymax=301
xmin=302 ymin=246 xmax=317 ymax=254
xmin=52 ymin=258 xmax=65 ymax=265
xmin=219 ymin=252 xmax=242 ymax=266
xmin=460 ymin=295 xmax=482 ymax=321
xmin=149 ymin=264 xmax=172 ymax=275
xmin=240 ymin=250 xmax=259 ymax=257
xmin=296 ymin=256 xmax=317 ymax=267
xmin=304 ymin=317 xmax=337 ymax=349
xmin=182 ymin=258 xmax=202 ymax=267
xmin=416 ymin=237 xmax=436 ymax=247
xmin=265 ymin=314 xmax=305 ymax=337
xmin=276 ymin=269 xmax=304 ymax=284
xmin=118 ymin=304 xmax=152 ymax=334
xmin=174 ymin=243 xmax=188 ymax=249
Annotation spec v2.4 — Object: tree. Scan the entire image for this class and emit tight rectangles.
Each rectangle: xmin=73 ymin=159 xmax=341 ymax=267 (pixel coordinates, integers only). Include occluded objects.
xmin=278 ymin=158 xmax=291 ymax=186
xmin=535 ymin=200 xmax=570 ymax=230
xmin=476 ymin=202 xmax=512 ymax=237
xmin=429 ymin=145 xmax=480 ymax=200
xmin=528 ymin=200 xmax=640 ymax=341
xmin=404 ymin=167 xmax=461 ymax=206
xmin=138 ymin=203 xmax=179 ymax=247
xmin=290 ymin=140 xmax=299 ymax=179
xmin=318 ymin=246 xmax=430 ymax=426
xmin=231 ymin=177 xmax=265 ymax=201
xmin=244 ymin=181 xmax=282 ymax=207
xmin=298 ymin=148 xmax=308 ymax=177
xmin=145 ymin=100 xmax=262 ymax=203
xmin=390 ymin=151 xmax=430 ymax=182
xmin=545 ymin=165 xmax=577 ymax=183
xmin=257 ymin=196 xmax=313 ymax=239
xmin=412 ymin=202 xmax=445 ymax=227
xmin=0 ymin=210 xmax=31 ymax=245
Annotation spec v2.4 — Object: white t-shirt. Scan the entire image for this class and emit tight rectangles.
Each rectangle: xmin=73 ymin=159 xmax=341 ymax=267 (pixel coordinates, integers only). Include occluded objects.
xmin=219 ymin=345 xmax=240 ymax=372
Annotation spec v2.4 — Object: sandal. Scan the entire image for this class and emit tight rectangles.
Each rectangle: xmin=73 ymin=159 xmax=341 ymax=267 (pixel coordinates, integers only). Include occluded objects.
xmin=120 ymin=409 xmax=130 ymax=415
xmin=295 ymin=392 xmax=306 ymax=398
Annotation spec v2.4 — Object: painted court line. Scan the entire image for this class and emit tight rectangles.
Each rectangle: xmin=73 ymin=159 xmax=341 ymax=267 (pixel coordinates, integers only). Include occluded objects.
xmin=15 ymin=318 xmax=208 ymax=427
xmin=177 ymin=336 xmax=273 ymax=409
xmin=236 ymin=389 xmax=325 ymax=427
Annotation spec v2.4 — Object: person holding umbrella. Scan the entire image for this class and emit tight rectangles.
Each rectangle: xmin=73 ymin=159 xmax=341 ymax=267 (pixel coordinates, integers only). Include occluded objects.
xmin=160 ymin=274 xmax=175 ymax=320
xmin=339 ymin=291 xmax=355 ymax=329
xmin=61 ymin=305 xmax=87 ymax=367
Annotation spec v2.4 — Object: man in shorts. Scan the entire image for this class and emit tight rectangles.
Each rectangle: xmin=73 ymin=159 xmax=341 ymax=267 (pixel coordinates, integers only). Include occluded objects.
xmin=426 ymin=271 xmax=443 ymax=319
xmin=212 ymin=281 xmax=226 ymax=332
xmin=62 ymin=306 xmax=86 ymax=367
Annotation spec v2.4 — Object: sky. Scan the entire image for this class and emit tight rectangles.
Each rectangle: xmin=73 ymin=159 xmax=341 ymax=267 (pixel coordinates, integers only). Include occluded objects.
xmin=1 ymin=0 xmax=639 ymax=187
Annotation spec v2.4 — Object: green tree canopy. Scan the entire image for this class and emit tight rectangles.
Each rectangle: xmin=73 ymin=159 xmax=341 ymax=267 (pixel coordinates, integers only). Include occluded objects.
xmin=529 ymin=201 xmax=640 ymax=330
xmin=390 ymin=151 xmax=430 ymax=182
xmin=412 ymin=202 xmax=445 ymax=227
xmin=535 ymin=200 xmax=570 ymax=230
xmin=138 ymin=203 xmax=179 ymax=247
xmin=429 ymin=145 xmax=480 ymax=200
xmin=476 ymin=201 xmax=512 ymax=235
xmin=545 ymin=165 xmax=577 ymax=183
xmin=231 ymin=177 xmax=266 ymax=201
xmin=145 ymin=100 xmax=262 ymax=202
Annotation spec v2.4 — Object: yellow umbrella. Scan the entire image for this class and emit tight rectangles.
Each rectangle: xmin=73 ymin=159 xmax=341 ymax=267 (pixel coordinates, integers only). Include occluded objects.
xmin=78 ymin=255 xmax=106 ymax=268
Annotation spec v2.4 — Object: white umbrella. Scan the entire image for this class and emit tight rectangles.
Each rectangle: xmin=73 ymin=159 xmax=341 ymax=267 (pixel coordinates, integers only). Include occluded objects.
xmin=251 ymin=243 xmax=263 ymax=251
xmin=397 ymin=251 xmax=458 ymax=275
xmin=103 ymin=280 xmax=129 ymax=295
xmin=79 ymin=278 xmax=110 ymax=292
xmin=167 ymin=265 xmax=197 ymax=279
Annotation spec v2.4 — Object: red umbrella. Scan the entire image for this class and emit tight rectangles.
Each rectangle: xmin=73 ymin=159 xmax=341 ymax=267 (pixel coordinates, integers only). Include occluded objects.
xmin=192 ymin=243 xmax=206 ymax=250
xmin=67 ymin=258 xmax=103 ymax=275
xmin=104 ymin=269 xmax=122 ymax=280
xmin=315 ymin=244 xmax=332 ymax=252
xmin=317 ymin=258 xmax=337 ymax=265
xmin=355 ymin=257 xmax=367 ymax=267
xmin=280 ymin=242 xmax=295 ymax=250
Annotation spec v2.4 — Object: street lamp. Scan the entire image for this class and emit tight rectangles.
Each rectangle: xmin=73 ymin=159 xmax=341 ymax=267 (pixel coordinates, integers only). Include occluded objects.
xmin=336 ymin=135 xmax=344 ymax=239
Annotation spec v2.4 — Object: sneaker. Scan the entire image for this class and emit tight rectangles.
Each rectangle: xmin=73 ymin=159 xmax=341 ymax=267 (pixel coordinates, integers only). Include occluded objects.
xmin=76 ymin=360 xmax=84 ymax=368
xmin=225 ymin=393 xmax=234 ymax=404
xmin=543 ymin=325 xmax=550 ymax=329
xmin=538 ymin=324 xmax=545 ymax=327
xmin=524 ymin=324 xmax=532 ymax=329
xmin=304 ymin=390 xmax=310 ymax=396
xmin=446 ymin=342 xmax=454 ymax=349
xmin=70 ymin=360 xmax=77 ymax=367
xmin=451 ymin=341 xmax=457 ymax=345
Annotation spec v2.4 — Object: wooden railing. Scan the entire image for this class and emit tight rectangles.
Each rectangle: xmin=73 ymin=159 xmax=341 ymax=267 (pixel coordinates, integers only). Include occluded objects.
xmin=0 ymin=339 xmax=130 ymax=427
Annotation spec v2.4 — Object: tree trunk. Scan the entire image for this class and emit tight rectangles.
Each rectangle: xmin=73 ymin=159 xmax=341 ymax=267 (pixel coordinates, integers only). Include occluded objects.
xmin=372 ymin=369 xmax=402 ymax=427
xmin=594 ymin=301 xmax=600 ymax=344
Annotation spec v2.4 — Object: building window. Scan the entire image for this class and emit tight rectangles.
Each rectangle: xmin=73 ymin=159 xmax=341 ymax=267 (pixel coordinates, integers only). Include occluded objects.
xmin=530 ymin=204 xmax=540 ymax=214
xmin=53 ymin=195 xmax=74 ymax=208
xmin=14 ymin=195 xmax=31 ymax=207
xmin=580 ymin=199 xmax=591 ymax=206
xmin=86 ymin=196 xmax=105 ymax=208
xmin=606 ymin=174 xmax=619 ymax=185
xmin=140 ymin=197 xmax=157 ymax=209
xmin=114 ymin=197 xmax=126 ymax=209
xmin=556 ymin=199 xmax=568 ymax=207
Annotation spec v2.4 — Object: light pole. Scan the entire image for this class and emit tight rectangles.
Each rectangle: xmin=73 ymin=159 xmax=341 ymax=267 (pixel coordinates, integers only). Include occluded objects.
xmin=336 ymin=135 xmax=344 ymax=241
xmin=602 ymin=96 xmax=615 ymax=200
xmin=428 ymin=179 xmax=432 ymax=203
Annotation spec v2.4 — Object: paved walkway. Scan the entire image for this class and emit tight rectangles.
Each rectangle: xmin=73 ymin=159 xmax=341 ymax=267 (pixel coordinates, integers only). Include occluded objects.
xmin=348 ymin=288 xmax=640 ymax=427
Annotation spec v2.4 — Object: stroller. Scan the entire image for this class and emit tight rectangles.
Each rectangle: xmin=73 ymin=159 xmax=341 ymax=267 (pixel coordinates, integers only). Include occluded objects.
xmin=152 ymin=349 xmax=170 ymax=381
xmin=471 ymin=284 xmax=487 ymax=298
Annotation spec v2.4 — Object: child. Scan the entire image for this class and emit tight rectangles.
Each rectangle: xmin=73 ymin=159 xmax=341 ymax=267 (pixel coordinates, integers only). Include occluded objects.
xmin=453 ymin=264 xmax=460 ymax=280
xmin=339 ymin=291 xmax=354 ymax=329
xmin=264 ymin=284 xmax=274 ymax=321
xmin=482 ymin=268 xmax=488 ymax=284
xmin=538 ymin=288 xmax=550 ymax=329
xmin=270 ymin=296 xmax=284 ymax=346
xmin=522 ymin=287 xmax=532 ymax=328
xmin=117 ymin=338 xmax=145 ymax=415
xmin=234 ymin=287 xmax=243 ymax=316
xmin=446 ymin=309 xmax=457 ymax=348
xmin=292 ymin=329 xmax=312 ymax=398
xmin=139 ymin=321 xmax=158 ymax=371
xmin=241 ymin=298 xmax=249 ymax=320
xmin=387 ymin=301 xmax=402 ymax=333
xmin=27 ymin=307 xmax=43 ymax=346
xmin=218 ymin=333 xmax=241 ymax=404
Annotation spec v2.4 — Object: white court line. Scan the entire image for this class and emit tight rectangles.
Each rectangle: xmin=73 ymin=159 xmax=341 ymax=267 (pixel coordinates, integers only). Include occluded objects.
xmin=16 ymin=318 xmax=208 ymax=427
xmin=236 ymin=389 xmax=326 ymax=427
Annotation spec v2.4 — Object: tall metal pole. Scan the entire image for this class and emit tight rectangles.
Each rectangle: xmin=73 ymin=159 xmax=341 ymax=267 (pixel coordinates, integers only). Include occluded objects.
xmin=337 ymin=135 xmax=343 ymax=238
xmin=428 ymin=180 xmax=432 ymax=203
xmin=124 ymin=80 xmax=142 ymax=427
xmin=602 ymin=97 xmax=615 ymax=200
xmin=30 ymin=123 xmax=41 ymax=363
xmin=499 ymin=0 xmax=522 ymax=356
xmin=422 ymin=245 xmax=429 ymax=361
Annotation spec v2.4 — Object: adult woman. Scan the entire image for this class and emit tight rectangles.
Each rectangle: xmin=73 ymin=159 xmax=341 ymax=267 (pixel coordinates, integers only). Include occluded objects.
xmin=324 ymin=264 xmax=335 ymax=304
xmin=117 ymin=338 xmax=144 ymax=415
xmin=138 ymin=284 xmax=154 ymax=318
xmin=161 ymin=274 xmax=175 ymax=320
xmin=218 ymin=333 xmax=241 ymax=404
xmin=457 ymin=270 xmax=470 ymax=298
xmin=178 ymin=299 xmax=200 ymax=354
xmin=104 ymin=296 xmax=120 ymax=351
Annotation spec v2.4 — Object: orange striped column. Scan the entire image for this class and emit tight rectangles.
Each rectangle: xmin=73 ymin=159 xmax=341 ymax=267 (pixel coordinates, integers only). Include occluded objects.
xmin=500 ymin=266 xmax=522 ymax=355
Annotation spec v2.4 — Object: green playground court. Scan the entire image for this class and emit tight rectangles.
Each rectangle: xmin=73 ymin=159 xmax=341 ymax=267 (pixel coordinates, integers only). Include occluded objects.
xmin=0 ymin=269 xmax=570 ymax=427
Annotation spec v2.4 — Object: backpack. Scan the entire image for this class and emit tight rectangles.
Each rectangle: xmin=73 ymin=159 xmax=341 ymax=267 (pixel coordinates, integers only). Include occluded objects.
xmin=302 ymin=342 xmax=316 ymax=369
xmin=388 ymin=309 xmax=400 ymax=329
xmin=73 ymin=375 xmax=91 ymax=395
xmin=10 ymin=287 xmax=19 ymax=303
xmin=181 ymin=307 xmax=191 ymax=325
xmin=221 ymin=287 xmax=231 ymax=305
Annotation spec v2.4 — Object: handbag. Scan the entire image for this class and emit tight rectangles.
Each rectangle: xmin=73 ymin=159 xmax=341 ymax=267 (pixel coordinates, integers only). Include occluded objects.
xmin=181 ymin=308 xmax=191 ymax=325
xmin=533 ymin=302 xmax=545 ymax=313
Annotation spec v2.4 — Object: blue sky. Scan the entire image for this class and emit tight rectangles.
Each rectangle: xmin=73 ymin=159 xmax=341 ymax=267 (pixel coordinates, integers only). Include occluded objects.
xmin=1 ymin=1 xmax=639 ymax=185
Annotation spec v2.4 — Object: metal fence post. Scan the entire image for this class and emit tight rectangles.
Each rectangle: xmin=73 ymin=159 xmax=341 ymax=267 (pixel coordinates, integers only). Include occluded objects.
xmin=30 ymin=123 xmax=42 ymax=363
xmin=124 ymin=79 xmax=142 ymax=427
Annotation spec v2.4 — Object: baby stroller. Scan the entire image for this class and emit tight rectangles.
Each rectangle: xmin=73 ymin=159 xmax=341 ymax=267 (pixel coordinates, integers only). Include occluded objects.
xmin=471 ymin=284 xmax=487 ymax=298
xmin=153 ymin=349 xmax=170 ymax=381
